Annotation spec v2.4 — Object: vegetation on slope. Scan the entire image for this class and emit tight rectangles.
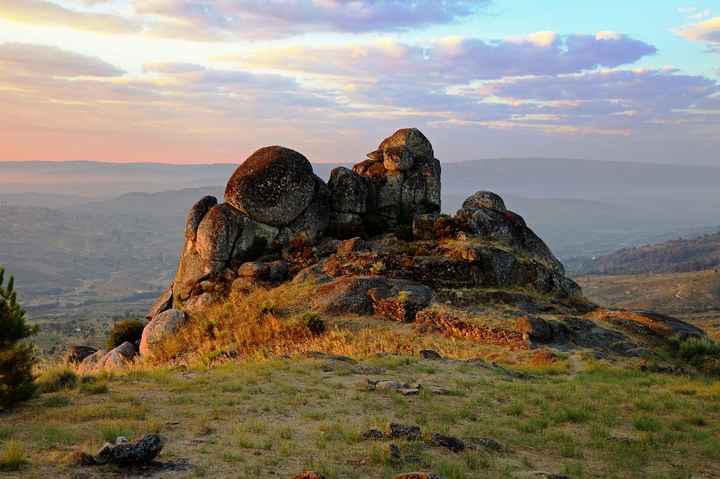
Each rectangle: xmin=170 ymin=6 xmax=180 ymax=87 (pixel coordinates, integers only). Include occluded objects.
xmin=573 ymin=231 xmax=720 ymax=275
xmin=577 ymin=269 xmax=720 ymax=340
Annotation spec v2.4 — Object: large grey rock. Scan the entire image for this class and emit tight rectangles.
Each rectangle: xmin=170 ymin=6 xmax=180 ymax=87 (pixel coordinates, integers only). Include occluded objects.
xmin=383 ymin=146 xmax=414 ymax=172
xmin=79 ymin=349 xmax=107 ymax=371
xmin=94 ymin=434 xmax=165 ymax=465
xmin=277 ymin=177 xmax=330 ymax=245
xmin=225 ymin=146 xmax=316 ymax=227
xmin=233 ymin=217 xmax=279 ymax=261
xmin=352 ymin=128 xmax=441 ymax=233
xmin=457 ymin=198 xmax=564 ymax=274
xmin=101 ymin=341 xmax=137 ymax=369
xmin=400 ymin=157 xmax=441 ymax=214
xmin=195 ymin=203 xmax=245 ymax=272
xmin=64 ymin=345 xmax=97 ymax=365
xmin=185 ymin=196 xmax=218 ymax=241
xmin=328 ymin=212 xmax=364 ymax=239
xmin=173 ymin=240 xmax=208 ymax=301
xmin=462 ymin=191 xmax=507 ymax=213
xmin=379 ymin=128 xmax=434 ymax=160
xmin=328 ymin=167 xmax=368 ymax=214
xmin=312 ymin=276 xmax=390 ymax=316
xmin=139 ymin=309 xmax=187 ymax=358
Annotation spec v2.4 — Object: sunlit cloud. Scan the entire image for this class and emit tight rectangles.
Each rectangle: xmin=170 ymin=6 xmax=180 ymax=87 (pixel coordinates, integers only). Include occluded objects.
xmin=676 ymin=16 xmax=720 ymax=51
xmin=0 ymin=0 xmax=140 ymax=34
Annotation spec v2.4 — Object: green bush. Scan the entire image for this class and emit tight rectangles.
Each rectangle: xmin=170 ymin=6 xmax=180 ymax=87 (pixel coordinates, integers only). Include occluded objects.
xmin=36 ymin=367 xmax=78 ymax=394
xmin=670 ymin=336 xmax=720 ymax=373
xmin=0 ymin=266 xmax=37 ymax=409
xmin=107 ymin=319 xmax=145 ymax=349
xmin=302 ymin=312 xmax=326 ymax=336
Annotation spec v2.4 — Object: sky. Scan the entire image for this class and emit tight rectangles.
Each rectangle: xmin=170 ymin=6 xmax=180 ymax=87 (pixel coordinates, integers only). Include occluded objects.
xmin=0 ymin=0 xmax=719 ymax=165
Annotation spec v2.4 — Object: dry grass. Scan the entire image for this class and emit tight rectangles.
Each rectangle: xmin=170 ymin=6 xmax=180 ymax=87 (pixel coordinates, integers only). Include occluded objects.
xmin=3 ymin=355 xmax=720 ymax=478
xmin=149 ymin=280 xmax=540 ymax=367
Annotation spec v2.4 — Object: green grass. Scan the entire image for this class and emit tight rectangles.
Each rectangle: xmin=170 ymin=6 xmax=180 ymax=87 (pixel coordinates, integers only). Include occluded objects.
xmin=35 ymin=367 xmax=78 ymax=394
xmin=1 ymin=357 xmax=719 ymax=478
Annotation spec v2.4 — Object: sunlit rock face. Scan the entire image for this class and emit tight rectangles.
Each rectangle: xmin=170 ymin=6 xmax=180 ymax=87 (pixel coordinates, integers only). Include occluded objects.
xmin=151 ymin=127 xmax=582 ymax=338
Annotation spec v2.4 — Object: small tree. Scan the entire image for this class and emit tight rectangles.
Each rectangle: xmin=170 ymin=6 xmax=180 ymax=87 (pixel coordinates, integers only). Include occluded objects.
xmin=107 ymin=319 xmax=145 ymax=349
xmin=0 ymin=266 xmax=38 ymax=409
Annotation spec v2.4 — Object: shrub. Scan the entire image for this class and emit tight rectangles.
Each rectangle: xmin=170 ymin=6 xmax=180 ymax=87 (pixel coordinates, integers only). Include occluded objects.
xmin=0 ymin=440 xmax=26 ymax=471
xmin=302 ymin=312 xmax=326 ymax=336
xmin=670 ymin=336 xmax=720 ymax=374
xmin=36 ymin=367 xmax=78 ymax=394
xmin=0 ymin=266 xmax=37 ymax=409
xmin=107 ymin=319 xmax=145 ymax=349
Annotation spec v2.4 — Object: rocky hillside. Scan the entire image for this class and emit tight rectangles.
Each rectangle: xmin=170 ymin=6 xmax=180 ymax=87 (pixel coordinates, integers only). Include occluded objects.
xmin=70 ymin=128 xmax=706 ymax=372
xmin=573 ymin=231 xmax=720 ymax=275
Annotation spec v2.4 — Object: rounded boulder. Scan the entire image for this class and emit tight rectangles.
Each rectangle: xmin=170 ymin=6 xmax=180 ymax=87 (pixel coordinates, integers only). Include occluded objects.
xmin=139 ymin=309 xmax=187 ymax=358
xmin=462 ymin=191 xmax=507 ymax=212
xmin=379 ymin=128 xmax=434 ymax=160
xmin=225 ymin=146 xmax=316 ymax=227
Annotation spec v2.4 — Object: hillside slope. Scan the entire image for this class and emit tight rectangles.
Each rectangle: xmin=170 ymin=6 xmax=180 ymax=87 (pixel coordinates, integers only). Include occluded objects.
xmin=573 ymin=231 xmax=720 ymax=275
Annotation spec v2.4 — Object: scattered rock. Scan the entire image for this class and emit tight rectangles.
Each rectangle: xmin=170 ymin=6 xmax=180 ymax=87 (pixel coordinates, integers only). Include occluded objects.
xmin=392 ymin=473 xmax=444 ymax=479
xmin=292 ymin=472 xmax=327 ymax=479
xmin=429 ymin=433 xmax=465 ymax=452
xmin=466 ymin=436 xmax=505 ymax=452
xmin=369 ymin=280 xmax=434 ymax=323
xmin=398 ymin=388 xmax=420 ymax=396
xmin=419 ymin=349 xmax=442 ymax=360
xmin=312 ymin=276 xmax=389 ymax=316
xmin=515 ymin=316 xmax=555 ymax=343
xmin=375 ymin=380 xmax=403 ymax=391
xmin=93 ymin=434 xmax=165 ymax=466
xmin=101 ymin=341 xmax=137 ymax=369
xmin=389 ymin=443 xmax=402 ymax=464
xmin=388 ymin=423 xmax=421 ymax=441
xmin=362 ymin=429 xmax=385 ymax=441
xmin=64 ymin=345 xmax=97 ymax=365
xmin=140 ymin=309 xmax=187 ymax=358
xmin=426 ymin=386 xmax=451 ymax=395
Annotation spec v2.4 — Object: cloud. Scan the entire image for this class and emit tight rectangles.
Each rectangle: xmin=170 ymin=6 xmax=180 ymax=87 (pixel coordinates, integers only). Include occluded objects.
xmin=677 ymin=16 xmax=720 ymax=50
xmin=232 ymin=33 xmax=657 ymax=84
xmin=0 ymin=0 xmax=141 ymax=34
xmin=134 ymin=0 xmax=489 ymax=40
xmin=0 ymin=42 xmax=124 ymax=77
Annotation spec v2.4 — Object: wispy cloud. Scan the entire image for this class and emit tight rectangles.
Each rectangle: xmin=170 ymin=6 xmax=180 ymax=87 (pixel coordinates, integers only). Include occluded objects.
xmin=0 ymin=0 xmax=141 ymax=34
xmin=676 ymin=16 xmax=720 ymax=51
xmin=135 ymin=0 xmax=488 ymax=39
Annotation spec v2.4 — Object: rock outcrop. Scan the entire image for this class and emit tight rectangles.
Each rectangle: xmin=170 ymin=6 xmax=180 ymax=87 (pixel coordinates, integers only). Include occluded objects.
xmin=137 ymin=126 xmax=704 ymax=362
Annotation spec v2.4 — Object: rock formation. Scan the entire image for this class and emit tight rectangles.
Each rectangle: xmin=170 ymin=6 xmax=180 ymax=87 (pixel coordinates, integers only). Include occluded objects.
xmin=135 ymin=126 xmax=704 ymax=362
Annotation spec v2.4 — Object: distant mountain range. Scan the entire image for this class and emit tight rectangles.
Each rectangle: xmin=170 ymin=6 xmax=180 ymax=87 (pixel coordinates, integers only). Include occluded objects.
xmin=4 ymin=158 xmax=720 ymax=201
xmin=2 ymin=157 xmax=720 ymax=316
